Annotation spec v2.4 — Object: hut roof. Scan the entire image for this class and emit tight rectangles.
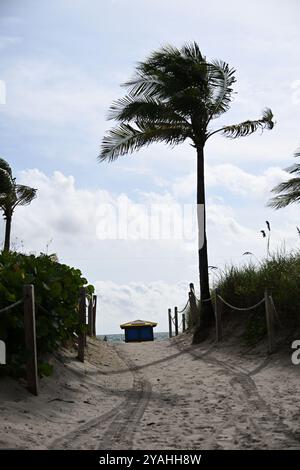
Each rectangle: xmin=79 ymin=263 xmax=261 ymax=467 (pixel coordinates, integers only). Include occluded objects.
xmin=120 ymin=319 xmax=158 ymax=329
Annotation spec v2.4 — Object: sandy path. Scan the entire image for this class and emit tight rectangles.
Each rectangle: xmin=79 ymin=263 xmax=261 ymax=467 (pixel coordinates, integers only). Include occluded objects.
xmin=1 ymin=335 xmax=300 ymax=449
xmin=97 ymin=352 xmax=152 ymax=450
xmin=0 ymin=338 xmax=133 ymax=450
xmin=110 ymin=336 xmax=300 ymax=450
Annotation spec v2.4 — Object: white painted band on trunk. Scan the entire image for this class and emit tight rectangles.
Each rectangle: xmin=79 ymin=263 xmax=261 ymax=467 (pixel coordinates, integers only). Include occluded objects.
xmin=0 ymin=339 xmax=6 ymax=364
xmin=197 ymin=204 xmax=205 ymax=250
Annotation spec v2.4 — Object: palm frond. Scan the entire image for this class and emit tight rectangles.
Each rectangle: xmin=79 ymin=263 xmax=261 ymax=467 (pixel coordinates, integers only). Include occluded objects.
xmin=99 ymin=122 xmax=190 ymax=162
xmin=267 ymin=177 xmax=300 ymax=208
xmin=267 ymin=147 xmax=300 ymax=209
xmin=14 ymin=185 xmax=37 ymax=207
xmin=144 ymin=44 xmax=182 ymax=69
xmin=123 ymin=45 xmax=181 ymax=99
xmin=285 ymin=163 xmax=300 ymax=174
xmin=0 ymin=190 xmax=17 ymax=213
xmin=100 ymin=43 xmax=274 ymax=164
xmin=267 ymin=190 xmax=300 ymax=209
xmin=124 ymin=43 xmax=208 ymax=102
xmin=294 ymin=149 xmax=300 ymax=159
xmin=0 ymin=168 xmax=13 ymax=194
xmin=108 ymin=95 xmax=189 ymax=125
xmin=0 ymin=158 xmax=12 ymax=177
xmin=268 ymin=178 xmax=300 ymax=209
xmin=123 ymin=71 xmax=164 ymax=99
xmin=272 ymin=178 xmax=300 ymax=193
xmin=181 ymin=42 xmax=205 ymax=62
xmin=219 ymin=108 xmax=274 ymax=139
xmin=284 ymin=149 xmax=300 ymax=174
xmin=206 ymin=60 xmax=236 ymax=120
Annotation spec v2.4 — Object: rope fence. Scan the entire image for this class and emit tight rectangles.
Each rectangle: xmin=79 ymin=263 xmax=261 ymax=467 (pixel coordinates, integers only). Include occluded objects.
xmin=77 ymin=289 xmax=98 ymax=363
xmin=217 ymin=295 xmax=265 ymax=312
xmin=0 ymin=298 xmax=23 ymax=315
xmin=0 ymin=287 xmax=38 ymax=396
xmin=177 ymin=298 xmax=189 ymax=314
xmin=0 ymin=285 xmax=98 ymax=396
xmin=168 ymin=283 xmax=278 ymax=353
xmin=168 ymin=299 xmax=188 ymax=337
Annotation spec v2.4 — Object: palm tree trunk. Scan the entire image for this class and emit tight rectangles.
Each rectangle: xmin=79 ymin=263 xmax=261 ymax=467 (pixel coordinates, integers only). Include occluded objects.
xmin=192 ymin=145 xmax=214 ymax=343
xmin=4 ymin=212 xmax=12 ymax=252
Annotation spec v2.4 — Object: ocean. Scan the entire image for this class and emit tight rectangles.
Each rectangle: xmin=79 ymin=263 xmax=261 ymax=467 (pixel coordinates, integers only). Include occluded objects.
xmin=97 ymin=331 xmax=169 ymax=343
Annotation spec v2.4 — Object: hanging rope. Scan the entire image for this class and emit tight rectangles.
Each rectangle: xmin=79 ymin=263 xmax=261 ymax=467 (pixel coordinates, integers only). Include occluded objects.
xmin=193 ymin=293 xmax=213 ymax=303
xmin=177 ymin=298 xmax=189 ymax=314
xmin=201 ymin=297 xmax=213 ymax=303
xmin=0 ymin=298 xmax=23 ymax=314
xmin=217 ymin=294 xmax=265 ymax=311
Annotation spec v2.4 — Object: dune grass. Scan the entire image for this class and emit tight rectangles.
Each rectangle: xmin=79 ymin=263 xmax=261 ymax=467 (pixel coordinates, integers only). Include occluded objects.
xmin=186 ymin=250 xmax=300 ymax=344
xmin=215 ymin=250 xmax=300 ymax=320
xmin=213 ymin=250 xmax=300 ymax=343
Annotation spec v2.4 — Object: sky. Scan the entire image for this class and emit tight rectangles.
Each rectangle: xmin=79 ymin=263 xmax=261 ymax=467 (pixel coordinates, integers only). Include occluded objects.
xmin=0 ymin=0 xmax=299 ymax=333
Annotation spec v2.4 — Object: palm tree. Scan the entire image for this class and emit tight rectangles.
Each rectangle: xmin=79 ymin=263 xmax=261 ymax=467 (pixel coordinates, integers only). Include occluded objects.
xmin=0 ymin=158 xmax=37 ymax=252
xmin=99 ymin=43 xmax=274 ymax=343
xmin=268 ymin=148 xmax=300 ymax=209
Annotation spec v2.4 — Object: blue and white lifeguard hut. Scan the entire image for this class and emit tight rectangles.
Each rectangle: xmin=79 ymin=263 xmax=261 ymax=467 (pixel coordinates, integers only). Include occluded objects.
xmin=120 ymin=319 xmax=157 ymax=342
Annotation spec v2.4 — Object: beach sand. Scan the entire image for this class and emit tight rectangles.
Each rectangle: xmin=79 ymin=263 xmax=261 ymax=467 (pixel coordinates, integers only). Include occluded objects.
xmin=0 ymin=334 xmax=300 ymax=449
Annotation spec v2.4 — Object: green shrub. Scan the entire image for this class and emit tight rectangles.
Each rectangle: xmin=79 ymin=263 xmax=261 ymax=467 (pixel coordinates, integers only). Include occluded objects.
xmin=0 ymin=251 xmax=94 ymax=377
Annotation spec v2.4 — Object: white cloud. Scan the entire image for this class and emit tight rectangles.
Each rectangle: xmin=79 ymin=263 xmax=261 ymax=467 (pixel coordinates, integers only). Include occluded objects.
xmin=171 ymin=164 xmax=289 ymax=201
xmin=95 ymin=280 xmax=189 ymax=334
xmin=206 ymin=164 xmax=289 ymax=200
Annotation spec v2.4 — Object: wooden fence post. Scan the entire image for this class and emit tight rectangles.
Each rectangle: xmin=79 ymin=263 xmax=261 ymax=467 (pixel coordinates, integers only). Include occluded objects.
xmin=189 ymin=283 xmax=195 ymax=295
xmin=88 ymin=297 xmax=93 ymax=337
xmin=265 ymin=288 xmax=275 ymax=354
xmin=182 ymin=313 xmax=186 ymax=332
xmin=174 ymin=306 xmax=178 ymax=336
xmin=168 ymin=308 xmax=172 ymax=338
xmin=84 ymin=299 xmax=88 ymax=347
xmin=92 ymin=295 xmax=97 ymax=336
xmin=189 ymin=283 xmax=198 ymax=327
xmin=23 ymin=285 xmax=38 ymax=396
xmin=78 ymin=287 xmax=86 ymax=362
xmin=214 ymin=288 xmax=222 ymax=343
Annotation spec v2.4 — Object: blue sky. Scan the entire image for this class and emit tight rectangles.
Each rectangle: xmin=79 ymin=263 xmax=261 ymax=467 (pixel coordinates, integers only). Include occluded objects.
xmin=0 ymin=0 xmax=299 ymax=333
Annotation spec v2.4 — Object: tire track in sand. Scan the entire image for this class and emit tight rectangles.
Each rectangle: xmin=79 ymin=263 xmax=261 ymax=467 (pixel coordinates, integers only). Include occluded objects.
xmin=97 ymin=348 xmax=152 ymax=450
xmin=174 ymin=340 xmax=300 ymax=449
xmin=48 ymin=345 xmax=151 ymax=450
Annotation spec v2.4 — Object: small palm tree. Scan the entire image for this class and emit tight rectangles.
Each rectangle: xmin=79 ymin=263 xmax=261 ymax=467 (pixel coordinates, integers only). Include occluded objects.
xmin=268 ymin=149 xmax=300 ymax=209
xmin=99 ymin=43 xmax=274 ymax=342
xmin=0 ymin=158 xmax=37 ymax=252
